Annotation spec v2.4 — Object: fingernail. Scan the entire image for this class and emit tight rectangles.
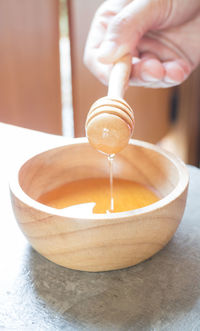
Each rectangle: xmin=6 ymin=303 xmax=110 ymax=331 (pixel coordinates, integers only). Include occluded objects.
xmin=164 ymin=76 xmax=180 ymax=84
xmin=98 ymin=41 xmax=117 ymax=59
xmin=141 ymin=72 xmax=161 ymax=82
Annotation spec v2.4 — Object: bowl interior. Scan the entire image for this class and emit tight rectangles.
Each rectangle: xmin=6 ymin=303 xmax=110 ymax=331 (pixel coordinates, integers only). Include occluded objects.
xmin=18 ymin=140 xmax=180 ymax=207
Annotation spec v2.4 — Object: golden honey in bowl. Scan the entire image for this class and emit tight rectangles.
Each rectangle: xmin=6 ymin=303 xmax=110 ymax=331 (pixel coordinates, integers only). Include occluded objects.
xmin=38 ymin=177 xmax=160 ymax=215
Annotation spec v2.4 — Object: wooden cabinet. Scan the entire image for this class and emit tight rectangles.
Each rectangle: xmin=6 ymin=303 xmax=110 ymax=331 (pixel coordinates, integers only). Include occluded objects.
xmin=0 ymin=0 xmax=62 ymax=134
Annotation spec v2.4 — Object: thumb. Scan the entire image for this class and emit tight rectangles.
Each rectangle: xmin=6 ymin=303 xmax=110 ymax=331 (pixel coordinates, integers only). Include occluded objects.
xmin=98 ymin=0 xmax=159 ymax=63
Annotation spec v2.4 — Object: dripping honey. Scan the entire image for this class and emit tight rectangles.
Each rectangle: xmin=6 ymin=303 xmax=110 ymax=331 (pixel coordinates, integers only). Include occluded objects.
xmin=38 ymin=177 xmax=160 ymax=215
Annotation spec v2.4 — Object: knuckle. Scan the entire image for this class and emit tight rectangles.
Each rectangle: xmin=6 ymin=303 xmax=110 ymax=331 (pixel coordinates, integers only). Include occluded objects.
xmin=111 ymin=14 xmax=129 ymax=33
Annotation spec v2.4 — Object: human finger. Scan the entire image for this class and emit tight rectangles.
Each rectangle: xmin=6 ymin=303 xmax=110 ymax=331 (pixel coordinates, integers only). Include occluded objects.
xmin=97 ymin=0 xmax=159 ymax=63
xmin=130 ymin=53 xmax=165 ymax=83
xmin=163 ymin=59 xmax=191 ymax=84
xmin=84 ymin=1 xmax=130 ymax=83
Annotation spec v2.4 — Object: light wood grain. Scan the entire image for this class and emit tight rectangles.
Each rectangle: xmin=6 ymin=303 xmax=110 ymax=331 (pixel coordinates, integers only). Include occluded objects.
xmin=10 ymin=139 xmax=189 ymax=272
xmin=0 ymin=0 xmax=62 ymax=134
xmin=86 ymin=97 xmax=134 ymax=154
xmin=108 ymin=54 xmax=132 ymax=98
xmin=85 ymin=55 xmax=134 ymax=155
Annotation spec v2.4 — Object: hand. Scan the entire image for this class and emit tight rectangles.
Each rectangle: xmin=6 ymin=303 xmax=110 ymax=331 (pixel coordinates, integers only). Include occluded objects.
xmin=84 ymin=0 xmax=200 ymax=88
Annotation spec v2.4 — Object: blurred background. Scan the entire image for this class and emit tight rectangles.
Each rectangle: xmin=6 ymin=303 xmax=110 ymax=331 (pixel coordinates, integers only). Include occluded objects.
xmin=0 ymin=0 xmax=199 ymax=166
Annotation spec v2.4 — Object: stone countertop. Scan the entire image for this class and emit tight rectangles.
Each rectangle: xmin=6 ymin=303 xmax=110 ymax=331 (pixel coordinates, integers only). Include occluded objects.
xmin=1 ymin=123 xmax=200 ymax=331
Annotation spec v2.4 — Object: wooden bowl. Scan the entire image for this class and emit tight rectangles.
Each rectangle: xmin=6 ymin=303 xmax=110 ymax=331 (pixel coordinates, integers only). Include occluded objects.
xmin=9 ymin=138 xmax=189 ymax=272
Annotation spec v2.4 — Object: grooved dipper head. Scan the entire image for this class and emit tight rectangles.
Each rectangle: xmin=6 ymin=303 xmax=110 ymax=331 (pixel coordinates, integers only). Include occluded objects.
xmin=85 ymin=96 xmax=134 ymax=155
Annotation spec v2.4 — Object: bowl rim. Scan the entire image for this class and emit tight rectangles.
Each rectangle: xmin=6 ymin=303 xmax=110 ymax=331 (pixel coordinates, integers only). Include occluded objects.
xmin=9 ymin=137 xmax=189 ymax=220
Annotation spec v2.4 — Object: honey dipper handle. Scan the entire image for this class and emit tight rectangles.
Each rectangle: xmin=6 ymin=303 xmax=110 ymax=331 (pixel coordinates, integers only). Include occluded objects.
xmin=108 ymin=54 xmax=132 ymax=98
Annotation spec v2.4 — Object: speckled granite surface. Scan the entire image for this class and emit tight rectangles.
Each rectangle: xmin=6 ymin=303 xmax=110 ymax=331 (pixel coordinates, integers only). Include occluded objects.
xmin=1 ymin=124 xmax=200 ymax=331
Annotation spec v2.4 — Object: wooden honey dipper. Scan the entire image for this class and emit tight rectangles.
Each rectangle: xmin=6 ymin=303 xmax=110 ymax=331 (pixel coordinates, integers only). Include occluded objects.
xmin=85 ymin=54 xmax=134 ymax=155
